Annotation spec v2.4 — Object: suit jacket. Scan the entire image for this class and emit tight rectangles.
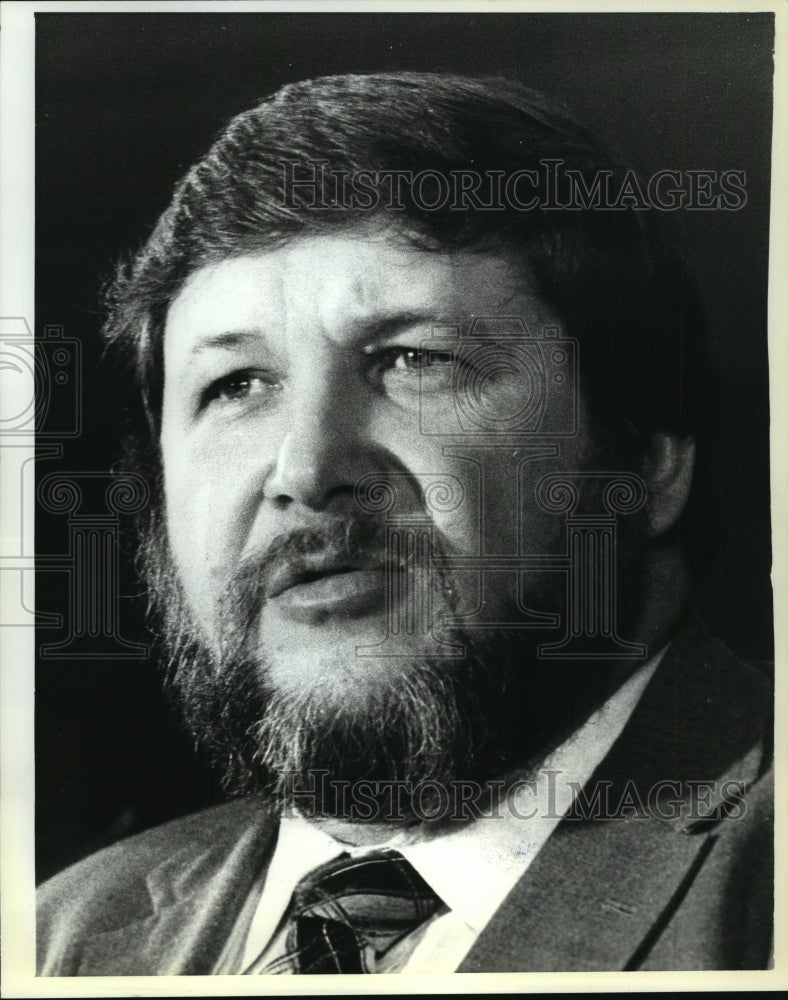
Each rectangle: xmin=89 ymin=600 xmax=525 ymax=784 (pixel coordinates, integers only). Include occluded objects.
xmin=37 ymin=617 xmax=773 ymax=974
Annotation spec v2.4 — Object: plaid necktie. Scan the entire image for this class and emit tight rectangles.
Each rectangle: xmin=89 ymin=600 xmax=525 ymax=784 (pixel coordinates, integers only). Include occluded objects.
xmin=253 ymin=848 xmax=443 ymax=974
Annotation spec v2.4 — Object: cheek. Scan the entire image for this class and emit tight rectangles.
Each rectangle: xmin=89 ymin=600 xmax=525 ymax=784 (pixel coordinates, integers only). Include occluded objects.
xmin=161 ymin=441 xmax=256 ymax=622
xmin=427 ymin=450 xmax=571 ymax=558
xmin=164 ymin=477 xmax=212 ymax=621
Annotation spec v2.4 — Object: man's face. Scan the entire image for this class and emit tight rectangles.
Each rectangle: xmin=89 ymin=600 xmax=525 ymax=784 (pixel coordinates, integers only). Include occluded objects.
xmin=160 ymin=227 xmax=595 ymax=715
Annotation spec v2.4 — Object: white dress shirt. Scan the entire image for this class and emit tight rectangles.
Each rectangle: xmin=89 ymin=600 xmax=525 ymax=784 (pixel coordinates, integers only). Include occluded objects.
xmin=231 ymin=649 xmax=664 ymax=974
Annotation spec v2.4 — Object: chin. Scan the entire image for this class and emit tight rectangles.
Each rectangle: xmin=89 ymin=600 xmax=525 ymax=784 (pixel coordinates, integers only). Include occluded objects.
xmin=258 ymin=617 xmax=457 ymax=707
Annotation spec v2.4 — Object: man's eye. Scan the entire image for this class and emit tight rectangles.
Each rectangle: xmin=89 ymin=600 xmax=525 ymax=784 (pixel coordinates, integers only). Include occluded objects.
xmin=380 ymin=348 xmax=456 ymax=376
xmin=201 ymin=370 xmax=279 ymax=408
xmin=374 ymin=347 xmax=462 ymax=400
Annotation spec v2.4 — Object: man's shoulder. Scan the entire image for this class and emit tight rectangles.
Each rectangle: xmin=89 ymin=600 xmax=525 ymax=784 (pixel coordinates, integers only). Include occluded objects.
xmin=37 ymin=794 xmax=273 ymax=964
xmin=40 ymin=795 xmax=266 ymax=894
xmin=614 ymin=614 xmax=773 ymax=785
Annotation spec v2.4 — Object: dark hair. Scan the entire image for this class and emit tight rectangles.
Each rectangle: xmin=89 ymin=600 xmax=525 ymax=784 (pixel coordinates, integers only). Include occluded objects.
xmin=104 ymin=72 xmax=717 ymax=559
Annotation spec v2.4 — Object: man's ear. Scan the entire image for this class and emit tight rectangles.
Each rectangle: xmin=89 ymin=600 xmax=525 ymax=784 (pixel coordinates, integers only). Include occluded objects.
xmin=643 ymin=433 xmax=696 ymax=536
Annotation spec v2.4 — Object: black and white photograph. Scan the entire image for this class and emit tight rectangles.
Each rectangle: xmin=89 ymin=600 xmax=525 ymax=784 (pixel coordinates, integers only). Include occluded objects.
xmin=1 ymin=1 xmax=785 ymax=992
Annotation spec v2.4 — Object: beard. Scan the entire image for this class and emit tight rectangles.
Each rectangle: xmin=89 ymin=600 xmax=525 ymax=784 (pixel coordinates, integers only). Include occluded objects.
xmin=138 ymin=501 xmax=641 ymax=824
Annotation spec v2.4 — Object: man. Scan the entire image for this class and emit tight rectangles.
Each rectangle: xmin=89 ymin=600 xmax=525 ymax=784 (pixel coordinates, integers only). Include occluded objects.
xmin=37 ymin=72 xmax=773 ymax=974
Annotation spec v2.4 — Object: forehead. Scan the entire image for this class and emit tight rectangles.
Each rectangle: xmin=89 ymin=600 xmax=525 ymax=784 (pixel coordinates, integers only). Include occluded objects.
xmin=163 ymin=230 xmax=556 ymax=357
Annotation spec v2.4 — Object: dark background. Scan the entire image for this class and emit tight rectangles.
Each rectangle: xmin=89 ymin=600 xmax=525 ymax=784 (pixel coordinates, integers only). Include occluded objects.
xmin=35 ymin=12 xmax=775 ymax=882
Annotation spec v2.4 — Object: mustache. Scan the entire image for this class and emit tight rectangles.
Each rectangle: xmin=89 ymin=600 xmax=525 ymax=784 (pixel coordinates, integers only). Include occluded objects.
xmin=230 ymin=517 xmax=388 ymax=598
xmin=216 ymin=516 xmax=456 ymax=655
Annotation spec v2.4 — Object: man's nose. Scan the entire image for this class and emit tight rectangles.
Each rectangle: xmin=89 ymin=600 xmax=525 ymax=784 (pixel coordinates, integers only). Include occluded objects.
xmin=265 ymin=380 xmax=373 ymax=511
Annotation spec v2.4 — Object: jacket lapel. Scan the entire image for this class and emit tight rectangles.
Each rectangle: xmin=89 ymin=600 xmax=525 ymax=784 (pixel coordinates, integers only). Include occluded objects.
xmin=460 ymin=616 xmax=770 ymax=972
xmin=458 ymin=806 xmax=713 ymax=971
xmin=75 ymin=801 xmax=279 ymax=976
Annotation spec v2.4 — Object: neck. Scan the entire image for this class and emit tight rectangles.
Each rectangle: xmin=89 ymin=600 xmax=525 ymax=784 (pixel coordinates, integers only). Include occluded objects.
xmin=308 ymin=817 xmax=423 ymax=848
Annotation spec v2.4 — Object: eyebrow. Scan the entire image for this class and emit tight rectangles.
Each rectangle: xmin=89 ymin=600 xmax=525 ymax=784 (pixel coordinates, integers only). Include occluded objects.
xmin=188 ymin=330 xmax=264 ymax=356
xmin=351 ymin=310 xmax=438 ymax=343
xmin=186 ymin=311 xmax=440 ymax=356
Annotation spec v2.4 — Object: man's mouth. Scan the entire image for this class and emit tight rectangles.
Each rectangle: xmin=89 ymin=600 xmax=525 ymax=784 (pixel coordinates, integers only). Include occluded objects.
xmin=265 ymin=557 xmax=390 ymax=622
